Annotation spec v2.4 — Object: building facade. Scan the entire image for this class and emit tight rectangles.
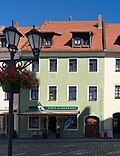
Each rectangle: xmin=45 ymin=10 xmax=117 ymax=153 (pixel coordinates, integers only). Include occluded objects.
xmin=18 ymin=15 xmax=105 ymax=138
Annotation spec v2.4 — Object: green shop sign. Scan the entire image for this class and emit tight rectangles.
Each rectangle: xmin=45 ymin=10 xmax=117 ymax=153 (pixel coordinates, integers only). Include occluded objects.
xmin=28 ymin=104 xmax=78 ymax=111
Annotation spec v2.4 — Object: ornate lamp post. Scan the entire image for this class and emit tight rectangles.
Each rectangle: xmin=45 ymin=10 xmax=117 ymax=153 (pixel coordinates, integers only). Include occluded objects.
xmin=3 ymin=25 xmax=41 ymax=156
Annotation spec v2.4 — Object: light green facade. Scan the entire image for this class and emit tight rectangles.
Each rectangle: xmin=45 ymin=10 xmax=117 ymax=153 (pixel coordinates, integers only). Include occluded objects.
xmin=19 ymin=54 xmax=104 ymax=137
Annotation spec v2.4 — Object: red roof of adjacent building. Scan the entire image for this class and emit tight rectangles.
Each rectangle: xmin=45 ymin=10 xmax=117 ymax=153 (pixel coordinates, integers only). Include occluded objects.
xmin=105 ymin=24 xmax=120 ymax=52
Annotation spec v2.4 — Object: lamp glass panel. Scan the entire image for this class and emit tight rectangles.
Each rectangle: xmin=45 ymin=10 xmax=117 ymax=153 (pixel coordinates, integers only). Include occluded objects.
xmin=33 ymin=34 xmax=39 ymax=49
xmin=28 ymin=34 xmax=34 ymax=49
xmin=5 ymin=32 xmax=9 ymax=45
xmin=8 ymin=31 xmax=15 ymax=45
xmin=14 ymin=33 xmax=20 ymax=47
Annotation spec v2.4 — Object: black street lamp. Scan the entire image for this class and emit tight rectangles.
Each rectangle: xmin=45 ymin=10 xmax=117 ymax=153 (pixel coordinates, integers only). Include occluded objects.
xmin=25 ymin=25 xmax=42 ymax=57
xmin=3 ymin=25 xmax=42 ymax=156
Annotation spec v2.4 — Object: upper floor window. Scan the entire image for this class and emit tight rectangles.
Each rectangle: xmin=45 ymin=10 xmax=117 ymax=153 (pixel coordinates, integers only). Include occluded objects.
xmin=89 ymin=59 xmax=97 ymax=72
xmin=69 ymin=59 xmax=77 ymax=72
xmin=68 ymin=86 xmax=77 ymax=101
xmin=0 ymin=37 xmax=7 ymax=48
xmin=49 ymin=59 xmax=57 ymax=72
xmin=116 ymin=59 xmax=120 ymax=71
xmin=32 ymin=61 xmax=39 ymax=72
xmin=30 ymin=85 xmax=39 ymax=100
xmin=89 ymin=86 xmax=97 ymax=101
xmin=115 ymin=86 xmax=120 ymax=99
xmin=49 ymin=86 xmax=57 ymax=101
xmin=72 ymin=32 xmax=92 ymax=48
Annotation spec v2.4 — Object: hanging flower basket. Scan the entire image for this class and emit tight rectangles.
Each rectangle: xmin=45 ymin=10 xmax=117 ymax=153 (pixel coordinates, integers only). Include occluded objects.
xmin=1 ymin=81 xmax=21 ymax=93
xmin=0 ymin=62 xmax=38 ymax=93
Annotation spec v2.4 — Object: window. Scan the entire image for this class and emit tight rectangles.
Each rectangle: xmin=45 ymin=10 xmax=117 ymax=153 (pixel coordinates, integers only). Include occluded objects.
xmin=28 ymin=116 xmax=39 ymax=130
xmin=49 ymin=86 xmax=57 ymax=101
xmin=69 ymin=59 xmax=77 ymax=72
xmin=116 ymin=59 xmax=120 ymax=71
xmin=4 ymin=92 xmax=10 ymax=100
xmin=67 ymin=117 xmax=77 ymax=130
xmin=0 ymin=37 xmax=7 ymax=48
xmin=115 ymin=86 xmax=120 ymax=98
xmin=30 ymin=85 xmax=39 ymax=100
xmin=63 ymin=117 xmax=77 ymax=131
xmin=49 ymin=59 xmax=57 ymax=72
xmin=72 ymin=32 xmax=91 ymax=48
xmin=42 ymin=37 xmax=53 ymax=47
xmin=32 ymin=61 xmax=39 ymax=72
xmin=69 ymin=86 xmax=77 ymax=101
xmin=89 ymin=86 xmax=97 ymax=101
xmin=89 ymin=59 xmax=97 ymax=72
xmin=74 ymin=37 xmax=81 ymax=46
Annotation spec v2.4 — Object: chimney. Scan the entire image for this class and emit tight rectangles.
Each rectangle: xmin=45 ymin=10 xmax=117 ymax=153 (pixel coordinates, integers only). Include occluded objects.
xmin=98 ymin=15 xmax=102 ymax=29
xmin=13 ymin=22 xmax=18 ymax=28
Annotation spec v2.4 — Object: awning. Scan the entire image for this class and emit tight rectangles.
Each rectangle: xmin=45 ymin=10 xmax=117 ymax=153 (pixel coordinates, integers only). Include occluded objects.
xmin=18 ymin=110 xmax=80 ymax=117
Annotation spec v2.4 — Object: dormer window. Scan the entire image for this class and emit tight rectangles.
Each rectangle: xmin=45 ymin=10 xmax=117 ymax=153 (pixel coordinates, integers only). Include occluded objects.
xmin=71 ymin=31 xmax=92 ymax=48
xmin=41 ymin=33 xmax=54 ymax=48
xmin=0 ymin=36 xmax=7 ymax=48
xmin=43 ymin=38 xmax=52 ymax=47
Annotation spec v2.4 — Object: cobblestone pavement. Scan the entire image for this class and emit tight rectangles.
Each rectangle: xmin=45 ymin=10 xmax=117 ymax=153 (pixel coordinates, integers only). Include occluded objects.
xmin=0 ymin=138 xmax=120 ymax=156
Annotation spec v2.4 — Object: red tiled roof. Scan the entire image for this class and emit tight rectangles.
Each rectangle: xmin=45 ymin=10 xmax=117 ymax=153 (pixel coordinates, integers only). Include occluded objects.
xmin=105 ymin=24 xmax=120 ymax=52
xmin=39 ymin=21 xmax=103 ymax=52
xmin=0 ymin=19 xmax=103 ymax=53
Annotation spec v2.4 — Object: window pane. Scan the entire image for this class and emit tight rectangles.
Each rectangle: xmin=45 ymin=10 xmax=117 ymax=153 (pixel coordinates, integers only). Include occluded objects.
xmin=74 ymin=37 xmax=81 ymax=45
xmin=83 ymin=38 xmax=89 ymax=46
xmin=29 ymin=117 xmax=39 ymax=129
xmin=116 ymin=59 xmax=120 ymax=71
xmin=49 ymin=86 xmax=57 ymax=101
xmin=49 ymin=59 xmax=57 ymax=72
xmin=64 ymin=117 xmax=77 ymax=130
xmin=89 ymin=59 xmax=97 ymax=72
xmin=31 ymin=85 xmax=39 ymax=100
xmin=115 ymin=86 xmax=120 ymax=98
xmin=69 ymin=86 xmax=77 ymax=100
xmin=32 ymin=61 xmax=39 ymax=72
xmin=89 ymin=86 xmax=97 ymax=101
xmin=69 ymin=59 xmax=77 ymax=72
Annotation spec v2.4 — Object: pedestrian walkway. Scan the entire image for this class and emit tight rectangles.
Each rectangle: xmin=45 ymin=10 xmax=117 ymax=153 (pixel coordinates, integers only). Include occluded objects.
xmin=0 ymin=137 xmax=120 ymax=156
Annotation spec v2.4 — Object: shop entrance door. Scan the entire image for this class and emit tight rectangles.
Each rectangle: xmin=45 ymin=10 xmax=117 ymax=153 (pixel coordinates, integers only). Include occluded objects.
xmin=48 ymin=117 xmax=56 ymax=133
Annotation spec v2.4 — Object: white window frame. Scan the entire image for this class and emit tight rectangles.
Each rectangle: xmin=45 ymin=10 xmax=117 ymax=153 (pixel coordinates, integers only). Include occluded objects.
xmin=30 ymin=60 xmax=40 ymax=72
xmin=88 ymin=58 xmax=98 ymax=73
xmin=115 ymin=59 xmax=120 ymax=71
xmin=88 ymin=85 xmax=98 ymax=101
xmin=48 ymin=85 xmax=58 ymax=101
xmin=115 ymin=85 xmax=120 ymax=99
xmin=29 ymin=85 xmax=40 ymax=101
xmin=48 ymin=58 xmax=58 ymax=72
xmin=67 ymin=85 xmax=78 ymax=101
xmin=28 ymin=116 xmax=40 ymax=130
xmin=68 ymin=58 xmax=78 ymax=73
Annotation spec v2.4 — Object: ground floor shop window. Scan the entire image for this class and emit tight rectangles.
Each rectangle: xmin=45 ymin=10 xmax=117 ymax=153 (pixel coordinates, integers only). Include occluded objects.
xmin=63 ymin=117 xmax=77 ymax=131
xmin=28 ymin=116 xmax=40 ymax=130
